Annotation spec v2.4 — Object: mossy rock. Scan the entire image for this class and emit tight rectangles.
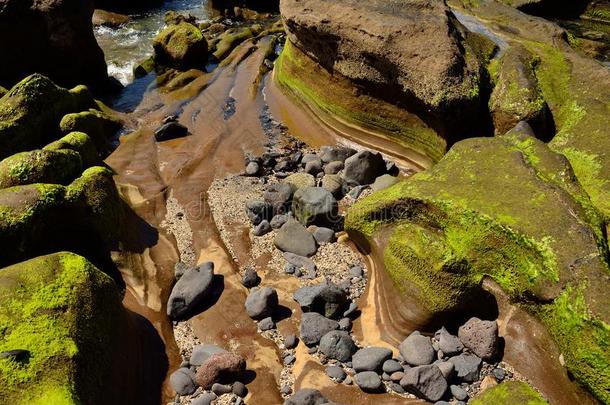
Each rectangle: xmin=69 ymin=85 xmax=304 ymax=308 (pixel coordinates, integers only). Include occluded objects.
xmin=133 ymin=57 xmax=155 ymax=79
xmin=0 ymin=85 xmax=6 ymax=98
xmin=470 ymin=381 xmax=548 ymax=404
xmin=489 ymin=46 xmax=551 ymax=137
xmin=153 ymin=22 xmax=208 ymax=69
xmin=0 ymin=252 xmax=127 ymax=405
xmin=0 ymin=74 xmax=96 ymax=160
xmin=163 ymin=69 xmax=205 ymax=91
xmin=0 ymin=167 xmax=122 ymax=267
xmin=212 ymin=27 xmax=255 ymax=61
xmin=59 ymin=109 xmax=122 ymax=156
xmin=346 ymin=132 xmax=609 ymax=402
xmin=43 ymin=132 xmax=100 ymax=168
xmin=0 ymin=149 xmax=82 ymax=189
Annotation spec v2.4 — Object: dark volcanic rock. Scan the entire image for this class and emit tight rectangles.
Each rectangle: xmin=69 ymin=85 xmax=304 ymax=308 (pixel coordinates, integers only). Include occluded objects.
xmin=354 ymin=371 xmax=383 ymax=392
xmin=274 ymin=219 xmax=317 ymax=257
xmin=169 ymin=367 xmax=197 ymax=395
xmin=264 ymin=183 xmax=294 ymax=215
xmin=245 ymin=200 xmax=273 ymax=225
xmin=154 ymin=121 xmax=189 ymax=141
xmin=319 ymin=330 xmax=357 ymax=362
xmin=284 ymin=388 xmax=327 ymax=405
xmin=458 ymin=317 xmax=499 ymax=360
xmin=167 ymin=262 xmax=215 ymax=319
xmin=292 ymin=186 xmax=338 ymax=226
xmin=352 ymin=347 xmax=393 ymax=372
xmin=245 ymin=286 xmax=278 ymax=320
xmin=241 ymin=267 xmax=260 ymax=288
xmin=300 ymin=312 xmax=339 ymax=345
xmin=343 ymin=151 xmax=387 ymax=186
xmin=320 ymin=146 xmax=356 ymax=163
xmin=400 ymin=365 xmax=448 ymax=402
xmin=448 ymin=353 xmax=482 ymax=383
xmin=293 ymin=280 xmax=348 ymax=319
xmin=399 ymin=332 xmax=435 ymax=366
xmin=190 ymin=344 xmax=228 ymax=366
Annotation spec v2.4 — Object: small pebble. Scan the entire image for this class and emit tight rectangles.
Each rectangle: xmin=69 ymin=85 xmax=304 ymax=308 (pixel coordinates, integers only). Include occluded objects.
xmin=284 ymin=334 xmax=298 ymax=349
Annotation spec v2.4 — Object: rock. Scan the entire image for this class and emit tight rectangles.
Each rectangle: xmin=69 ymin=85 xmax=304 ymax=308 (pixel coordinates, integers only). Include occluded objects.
xmin=458 ymin=318 xmax=499 ymax=360
xmin=169 ymin=368 xmax=197 ymax=395
xmin=320 ymin=146 xmax=357 ymax=163
xmin=212 ymin=383 xmax=233 ymax=395
xmin=284 ymin=172 xmax=316 ymax=190
xmin=195 ymin=352 xmax=246 ymax=389
xmin=347 ymin=185 xmax=366 ymax=199
xmin=280 ymin=385 xmax=293 ymax=396
xmin=305 ymin=158 xmax=323 ymax=175
xmin=153 ymin=22 xmax=208 ymax=69
xmin=435 ymin=361 xmax=454 ymax=380
xmin=326 ymin=365 xmax=346 ymax=381
xmin=264 ymin=183 xmax=294 ymax=215
xmin=492 ymin=368 xmax=506 ymax=381
xmin=438 ymin=327 xmax=464 ymax=356
xmin=301 ymin=153 xmax=319 ymax=165
xmin=292 ymin=186 xmax=338 ymax=226
xmin=164 ymin=10 xmax=197 ymax=25
xmin=274 ymin=219 xmax=317 ymax=257
xmin=271 ymin=213 xmax=291 ymax=229
xmin=190 ymin=344 xmax=228 ymax=366
xmin=0 ymin=149 xmax=82 ymax=189
xmin=167 ymin=262 xmax=215 ymax=319
xmin=154 ymin=121 xmax=189 ymax=141
xmin=92 ymin=9 xmax=130 ymax=27
xmin=390 ymin=371 xmax=405 ymax=382
xmin=371 ymin=174 xmax=399 ymax=192
xmin=245 ymin=161 xmax=260 ymax=176
xmin=352 ymin=347 xmax=393 ymax=372
xmin=245 ymin=200 xmax=273 ymax=225
xmin=451 ymin=384 xmax=469 ymax=401
xmin=399 ymin=332 xmax=435 ymax=366
xmin=342 ymin=302 xmax=357 ymax=318
xmin=343 ymin=151 xmax=387 ymax=186
xmin=293 ymin=280 xmax=348 ymax=319
xmin=338 ymin=317 xmax=351 ymax=331
xmin=400 ymin=365 xmax=448 ymax=402
xmin=321 ymin=174 xmax=345 ymax=197
xmin=59 ymin=108 xmax=122 ymax=153
xmin=192 ymin=392 xmax=217 ymax=405
xmin=241 ymin=267 xmax=260 ymax=288
xmin=232 ymin=381 xmax=248 ymax=397
xmin=253 ymin=220 xmax=271 ymax=236
xmin=43 ymin=131 xmax=99 ymax=168
xmin=284 ymin=263 xmax=297 ymax=274
xmin=448 ymin=353 xmax=482 ymax=383
xmin=283 ymin=354 xmax=296 ymax=365
xmin=245 ymin=287 xmax=278 ymax=320
xmin=258 ymin=316 xmax=275 ymax=331
xmin=469 ymin=381 xmax=547 ymax=405
xmin=299 ymin=312 xmax=339 ymax=345
xmin=319 ymin=330 xmax=357 ymax=362
xmin=479 ymin=375 xmax=498 ymax=392
xmin=383 ymin=359 xmax=403 ymax=374
xmin=284 ymin=388 xmax=328 ymax=405
xmin=212 ymin=26 xmax=255 ymax=61
xmin=174 ymin=261 xmax=188 ymax=280
xmin=284 ymin=334 xmax=299 ymax=349
xmin=0 ymin=0 xmax=109 ymax=90
xmin=354 ymin=371 xmax=383 ymax=392
xmin=324 ymin=161 xmax=344 ymax=174
xmin=313 ymin=227 xmax=335 ymax=244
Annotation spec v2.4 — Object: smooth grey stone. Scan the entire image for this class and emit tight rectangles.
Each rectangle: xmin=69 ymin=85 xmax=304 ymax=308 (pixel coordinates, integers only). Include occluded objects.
xmin=284 ymin=388 xmax=327 ymax=405
xmin=245 ymin=200 xmax=273 ymax=225
xmin=284 ymin=334 xmax=299 ymax=349
xmin=435 ymin=360 xmax=454 ymax=380
xmin=400 ymin=365 xmax=448 ymax=402
xmin=448 ymin=353 xmax=482 ymax=383
xmin=300 ymin=312 xmax=339 ymax=345
xmin=284 ymin=355 xmax=296 ymax=365
xmin=450 ymin=384 xmax=469 ymax=401
xmin=320 ymin=146 xmax=356 ymax=163
xmin=258 ymin=316 xmax=275 ymax=331
xmin=399 ymin=332 xmax=435 ymax=366
xmin=271 ymin=213 xmax=291 ymax=229
xmin=343 ymin=150 xmax=386 ymax=186
xmin=493 ymin=368 xmax=506 ymax=380
xmin=324 ymin=161 xmax=344 ymax=174
xmin=284 ymin=263 xmax=297 ymax=274
xmin=301 ymin=153 xmax=319 ymax=165
xmin=211 ymin=383 xmax=232 ymax=395
xmin=347 ymin=185 xmax=367 ymax=199
xmin=305 ymin=159 xmax=323 ymax=175
xmin=343 ymin=302 xmax=357 ymax=318
xmin=348 ymin=265 xmax=363 ymax=277
xmin=389 ymin=382 xmax=405 ymax=393
xmin=245 ymin=286 xmax=278 ymax=320
xmin=458 ymin=317 xmax=499 ymax=360
xmin=169 ymin=367 xmax=197 ymax=395
xmin=264 ymin=183 xmax=294 ymax=215
xmin=192 ymin=392 xmax=217 ymax=405
xmin=383 ymin=359 xmax=403 ymax=374
xmin=167 ymin=262 xmax=214 ymax=319
xmin=245 ymin=161 xmax=260 ymax=176
xmin=319 ymin=330 xmax=357 ymax=362
xmin=313 ymin=227 xmax=335 ymax=244
xmin=354 ymin=371 xmax=383 ymax=392
xmin=338 ymin=317 xmax=351 ymax=331
xmin=253 ymin=220 xmax=271 ymax=236
xmin=326 ymin=365 xmax=347 ymax=381
xmin=275 ymin=219 xmax=317 ymax=257
xmin=438 ymin=327 xmax=463 ymax=356
xmin=241 ymin=267 xmax=260 ymax=288
xmin=343 ymin=376 xmax=353 ymax=385
xmin=321 ymin=174 xmax=345 ymax=197
xmin=292 ymin=187 xmax=338 ymax=226
xmin=390 ymin=371 xmax=404 ymax=382
xmin=293 ymin=280 xmax=348 ymax=319
xmin=370 ymin=174 xmax=399 ymax=191
xmin=190 ymin=344 xmax=227 ymax=366
xmin=232 ymin=381 xmax=248 ymax=397
xmin=352 ymin=347 xmax=393 ymax=372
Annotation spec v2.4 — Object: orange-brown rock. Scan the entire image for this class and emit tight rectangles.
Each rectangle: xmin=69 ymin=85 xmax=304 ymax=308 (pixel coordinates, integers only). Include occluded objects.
xmin=195 ymin=352 xmax=246 ymax=389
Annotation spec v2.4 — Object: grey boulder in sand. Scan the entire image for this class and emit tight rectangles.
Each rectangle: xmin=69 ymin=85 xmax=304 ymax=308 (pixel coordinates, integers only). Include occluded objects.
xmin=167 ymin=262 xmax=215 ymax=319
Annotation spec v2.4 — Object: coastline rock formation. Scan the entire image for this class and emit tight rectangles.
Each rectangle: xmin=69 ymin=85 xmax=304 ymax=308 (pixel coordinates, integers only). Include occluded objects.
xmin=0 ymin=0 xmax=109 ymax=91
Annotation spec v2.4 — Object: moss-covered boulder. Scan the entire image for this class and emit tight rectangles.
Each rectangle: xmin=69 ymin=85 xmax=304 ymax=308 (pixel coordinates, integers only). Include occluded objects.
xmin=0 ymin=252 xmax=127 ymax=404
xmin=346 ymin=131 xmax=609 ymax=402
xmin=0 ymin=167 xmax=122 ymax=267
xmin=59 ymin=109 xmax=122 ymax=156
xmin=470 ymin=381 xmax=548 ymax=405
xmin=0 ymin=86 xmax=6 ymax=98
xmin=0 ymin=149 xmax=82 ymax=189
xmin=133 ymin=56 xmax=156 ymax=79
xmin=153 ymin=22 xmax=208 ymax=69
xmin=489 ymin=46 xmax=551 ymax=138
xmin=211 ymin=27 xmax=255 ymax=61
xmin=44 ymin=132 xmax=100 ymax=168
xmin=0 ymin=74 xmax=96 ymax=160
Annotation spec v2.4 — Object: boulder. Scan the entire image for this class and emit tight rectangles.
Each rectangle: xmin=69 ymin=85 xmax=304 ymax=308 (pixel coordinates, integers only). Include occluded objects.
xmin=274 ymin=219 xmax=317 ymax=257
xmin=59 ymin=108 xmax=122 ymax=155
xmin=299 ymin=312 xmax=339 ymax=345
xmin=458 ymin=318 xmax=498 ymax=360
xmin=343 ymin=151 xmax=386 ymax=186
xmin=43 ymin=131 xmax=100 ymax=168
xmin=190 ymin=344 xmax=228 ymax=366
xmin=270 ymin=213 xmax=291 ymax=229
xmin=0 ymin=0 xmax=109 ymax=90
xmin=400 ymin=365 xmax=448 ymax=402
xmin=320 ymin=146 xmax=356 ymax=163
xmin=169 ymin=367 xmax=197 ymax=395
xmin=253 ymin=220 xmax=271 ymax=236
xmin=195 ymin=352 xmax=246 ymax=389
xmin=399 ymin=332 xmax=435 ymax=366
xmin=470 ymin=381 xmax=547 ymax=405
xmin=326 ymin=365 xmax=346 ymax=381
xmin=0 ymin=149 xmax=82 ymax=189
xmin=153 ymin=22 xmax=208 ymax=69
xmin=283 ymin=252 xmax=316 ymax=274
xmin=245 ymin=200 xmax=273 ymax=225
xmin=284 ymin=334 xmax=299 ymax=349
xmin=284 ymin=172 xmax=315 ymax=190
xmin=312 ymin=227 xmax=335 ymax=244
xmin=448 ymin=353 xmax=482 ymax=383
xmin=284 ymin=388 xmax=328 ymax=405
xmin=232 ymin=381 xmax=248 ymax=397
xmin=304 ymin=158 xmax=323 ymax=175
xmin=245 ymin=286 xmax=278 ymax=320
xmin=167 ymin=262 xmax=215 ymax=319
xmin=382 ymin=359 xmax=402 ymax=374
xmin=324 ymin=161 xmax=344 ymax=175
xmin=264 ymin=183 xmax=294 ymax=215
xmin=154 ymin=121 xmax=189 ymax=142
xmin=92 ymin=9 xmax=130 ymax=27
xmin=241 ymin=267 xmax=260 ymax=288
xmin=192 ymin=392 xmax=217 ymax=405
xmin=437 ymin=327 xmax=464 ymax=356
xmin=354 ymin=371 xmax=383 ymax=392
xmin=292 ymin=186 xmax=338 ymax=226
xmin=352 ymin=347 xmax=393 ymax=372
xmin=319 ymin=330 xmax=357 ymax=362
xmin=293 ymin=280 xmax=348 ymax=319
xmin=321 ymin=174 xmax=344 ymax=197
xmin=370 ymin=174 xmax=399 ymax=192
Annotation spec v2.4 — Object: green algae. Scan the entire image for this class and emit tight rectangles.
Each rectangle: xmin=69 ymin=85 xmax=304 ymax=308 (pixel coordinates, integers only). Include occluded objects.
xmin=0 ymin=149 xmax=82 ymax=189
xmin=470 ymin=381 xmax=548 ymax=404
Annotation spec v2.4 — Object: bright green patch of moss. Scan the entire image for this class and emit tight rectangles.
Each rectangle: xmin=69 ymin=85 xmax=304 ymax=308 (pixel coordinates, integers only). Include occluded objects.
xmin=153 ymin=22 xmax=208 ymax=69
xmin=0 ymin=149 xmax=82 ymax=189
xmin=59 ymin=109 xmax=122 ymax=155
xmin=44 ymin=131 xmax=99 ymax=168
xmin=471 ymin=381 xmax=548 ymax=404
xmin=212 ymin=27 xmax=255 ymax=61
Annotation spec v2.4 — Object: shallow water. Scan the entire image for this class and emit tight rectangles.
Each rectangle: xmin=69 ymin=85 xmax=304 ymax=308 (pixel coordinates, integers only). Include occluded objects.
xmin=94 ymin=0 xmax=210 ymax=86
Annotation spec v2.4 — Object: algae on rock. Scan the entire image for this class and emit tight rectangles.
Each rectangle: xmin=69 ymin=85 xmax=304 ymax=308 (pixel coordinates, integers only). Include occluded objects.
xmin=470 ymin=381 xmax=548 ymax=404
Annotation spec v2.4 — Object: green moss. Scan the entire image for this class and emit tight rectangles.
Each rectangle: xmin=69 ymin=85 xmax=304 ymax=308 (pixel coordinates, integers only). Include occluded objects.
xmin=59 ymin=109 xmax=122 ymax=155
xmin=0 ymin=86 xmax=7 ymax=98
xmin=0 ymin=149 xmax=82 ymax=189
xmin=0 ymin=252 xmax=125 ymax=405
xmin=153 ymin=22 xmax=208 ymax=69
xmin=212 ymin=27 xmax=255 ymax=61
xmin=276 ymin=40 xmax=443 ymax=165
xmin=44 ymin=132 xmax=99 ymax=168
xmin=133 ymin=57 xmax=156 ymax=78
xmin=470 ymin=381 xmax=548 ymax=404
